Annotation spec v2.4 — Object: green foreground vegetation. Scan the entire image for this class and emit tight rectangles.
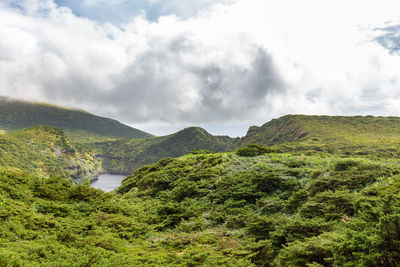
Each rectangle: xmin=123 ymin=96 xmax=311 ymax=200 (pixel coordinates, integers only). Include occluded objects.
xmin=2 ymin=149 xmax=400 ymax=266
xmin=2 ymin=113 xmax=400 ymax=266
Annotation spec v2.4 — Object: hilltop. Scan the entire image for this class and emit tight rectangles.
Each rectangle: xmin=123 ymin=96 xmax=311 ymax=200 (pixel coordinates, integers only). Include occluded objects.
xmin=85 ymin=127 xmax=234 ymax=174
xmin=0 ymin=97 xmax=152 ymax=142
xmin=84 ymin=114 xmax=400 ymax=173
xmin=236 ymin=114 xmax=400 ymax=157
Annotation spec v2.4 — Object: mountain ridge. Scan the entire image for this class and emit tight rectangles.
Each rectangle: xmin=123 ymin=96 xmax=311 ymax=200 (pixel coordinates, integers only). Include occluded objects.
xmin=0 ymin=96 xmax=152 ymax=142
xmin=236 ymin=114 xmax=400 ymax=157
xmin=236 ymin=114 xmax=308 ymax=147
xmin=86 ymin=126 xmax=235 ymax=174
xmin=4 ymin=96 xmax=400 ymax=171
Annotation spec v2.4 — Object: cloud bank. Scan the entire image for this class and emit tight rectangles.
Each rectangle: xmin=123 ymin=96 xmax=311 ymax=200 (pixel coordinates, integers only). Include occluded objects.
xmin=1 ymin=0 xmax=400 ymax=136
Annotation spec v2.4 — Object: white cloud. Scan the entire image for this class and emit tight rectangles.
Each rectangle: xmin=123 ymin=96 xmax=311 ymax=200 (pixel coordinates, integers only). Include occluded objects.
xmin=53 ymin=0 xmax=233 ymax=24
xmin=1 ymin=0 xmax=400 ymax=136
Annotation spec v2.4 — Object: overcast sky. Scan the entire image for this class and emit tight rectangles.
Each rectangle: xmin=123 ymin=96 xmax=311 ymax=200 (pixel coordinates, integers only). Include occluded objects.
xmin=1 ymin=0 xmax=400 ymax=137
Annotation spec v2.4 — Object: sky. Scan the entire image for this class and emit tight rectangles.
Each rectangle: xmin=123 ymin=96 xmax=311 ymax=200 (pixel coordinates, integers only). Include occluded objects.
xmin=1 ymin=0 xmax=400 ymax=137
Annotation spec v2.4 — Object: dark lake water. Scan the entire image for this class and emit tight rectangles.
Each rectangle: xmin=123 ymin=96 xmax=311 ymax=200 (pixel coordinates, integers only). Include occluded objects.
xmin=90 ymin=174 xmax=127 ymax=192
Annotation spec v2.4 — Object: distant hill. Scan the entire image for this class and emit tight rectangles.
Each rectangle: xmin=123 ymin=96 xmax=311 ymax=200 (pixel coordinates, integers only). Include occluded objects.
xmin=236 ymin=115 xmax=308 ymax=146
xmin=0 ymin=97 xmax=152 ymax=142
xmin=85 ymin=127 xmax=235 ymax=174
xmin=0 ymin=125 xmax=103 ymax=179
xmin=236 ymin=114 xmax=400 ymax=156
xmin=86 ymin=114 xmax=400 ymax=173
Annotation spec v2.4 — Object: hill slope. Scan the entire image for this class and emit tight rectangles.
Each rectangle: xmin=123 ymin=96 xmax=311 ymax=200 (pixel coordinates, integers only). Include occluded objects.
xmin=2 ymin=115 xmax=400 ymax=265
xmin=2 ymin=150 xmax=397 ymax=265
xmin=236 ymin=114 xmax=400 ymax=157
xmin=0 ymin=97 xmax=152 ymax=142
xmin=0 ymin=125 xmax=102 ymax=179
xmin=85 ymin=127 xmax=234 ymax=174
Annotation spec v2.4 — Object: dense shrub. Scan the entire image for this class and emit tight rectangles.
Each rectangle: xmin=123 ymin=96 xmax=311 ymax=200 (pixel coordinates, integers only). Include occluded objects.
xmin=2 ymin=151 xmax=400 ymax=266
xmin=191 ymin=148 xmax=213 ymax=154
xmin=334 ymin=159 xmax=360 ymax=171
xmin=277 ymin=233 xmax=335 ymax=267
xmin=236 ymin=144 xmax=274 ymax=157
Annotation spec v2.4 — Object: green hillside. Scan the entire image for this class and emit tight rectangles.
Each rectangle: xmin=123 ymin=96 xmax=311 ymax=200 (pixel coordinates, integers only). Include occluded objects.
xmin=84 ymin=127 xmax=234 ymax=174
xmin=1 ymin=150 xmax=400 ymax=266
xmin=0 ymin=97 xmax=152 ymax=142
xmin=83 ymin=115 xmax=400 ymax=174
xmin=236 ymin=114 xmax=400 ymax=157
xmin=3 ymin=114 xmax=400 ymax=265
xmin=0 ymin=125 xmax=102 ymax=180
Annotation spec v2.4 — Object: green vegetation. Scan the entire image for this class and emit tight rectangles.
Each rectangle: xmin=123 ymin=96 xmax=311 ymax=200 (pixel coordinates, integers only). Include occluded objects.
xmin=3 ymin=113 xmax=400 ymax=265
xmin=83 ymin=127 xmax=234 ymax=174
xmin=81 ymin=114 xmax=400 ymax=173
xmin=2 ymin=151 xmax=400 ymax=266
xmin=0 ymin=97 xmax=152 ymax=142
xmin=236 ymin=114 xmax=400 ymax=157
xmin=236 ymin=144 xmax=275 ymax=157
xmin=0 ymin=125 xmax=102 ymax=180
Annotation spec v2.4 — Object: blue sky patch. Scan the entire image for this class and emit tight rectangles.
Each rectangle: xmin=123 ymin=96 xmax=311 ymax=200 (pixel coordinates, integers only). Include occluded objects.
xmin=374 ymin=24 xmax=400 ymax=54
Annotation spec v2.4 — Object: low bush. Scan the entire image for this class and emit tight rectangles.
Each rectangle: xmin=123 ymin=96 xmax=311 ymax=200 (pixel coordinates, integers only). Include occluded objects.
xmin=236 ymin=144 xmax=274 ymax=157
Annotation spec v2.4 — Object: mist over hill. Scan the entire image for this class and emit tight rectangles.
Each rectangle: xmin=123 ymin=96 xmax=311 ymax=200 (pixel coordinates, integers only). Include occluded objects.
xmin=0 ymin=97 xmax=152 ymax=142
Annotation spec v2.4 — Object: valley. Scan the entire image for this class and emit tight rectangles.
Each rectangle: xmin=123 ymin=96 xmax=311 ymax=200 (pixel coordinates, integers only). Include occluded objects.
xmin=1 ymin=100 xmax=400 ymax=266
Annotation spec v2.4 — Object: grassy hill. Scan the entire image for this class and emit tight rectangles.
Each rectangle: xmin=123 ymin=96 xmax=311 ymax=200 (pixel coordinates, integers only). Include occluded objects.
xmin=0 ymin=125 xmax=102 ymax=180
xmin=235 ymin=114 xmax=400 ymax=157
xmin=84 ymin=127 xmax=234 ymax=174
xmin=0 ymin=97 xmax=152 ymax=142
